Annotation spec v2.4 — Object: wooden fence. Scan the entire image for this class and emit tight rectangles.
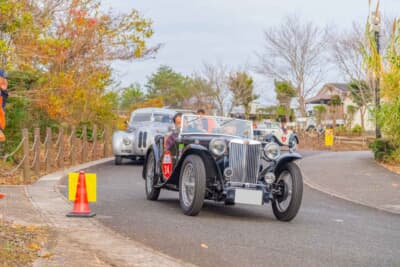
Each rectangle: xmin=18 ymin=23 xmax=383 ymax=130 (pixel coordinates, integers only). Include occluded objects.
xmin=297 ymin=131 xmax=375 ymax=150
xmin=1 ymin=125 xmax=112 ymax=183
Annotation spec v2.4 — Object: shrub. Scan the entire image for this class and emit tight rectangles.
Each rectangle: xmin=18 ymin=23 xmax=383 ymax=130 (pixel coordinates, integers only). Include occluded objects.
xmin=335 ymin=125 xmax=347 ymax=136
xmin=351 ymin=124 xmax=363 ymax=135
xmin=368 ymin=139 xmax=396 ymax=162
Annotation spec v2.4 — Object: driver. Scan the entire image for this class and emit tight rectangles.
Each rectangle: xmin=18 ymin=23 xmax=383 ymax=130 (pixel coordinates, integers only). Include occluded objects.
xmin=164 ymin=113 xmax=182 ymax=151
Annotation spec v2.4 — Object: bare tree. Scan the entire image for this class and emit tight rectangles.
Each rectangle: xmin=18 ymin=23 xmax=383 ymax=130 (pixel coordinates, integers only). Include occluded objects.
xmin=330 ymin=23 xmax=366 ymax=82
xmin=256 ymin=15 xmax=329 ymax=117
xmin=199 ymin=62 xmax=231 ymax=116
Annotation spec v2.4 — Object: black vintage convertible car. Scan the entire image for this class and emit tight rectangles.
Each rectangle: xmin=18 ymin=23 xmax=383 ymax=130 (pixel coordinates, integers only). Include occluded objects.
xmin=142 ymin=114 xmax=303 ymax=221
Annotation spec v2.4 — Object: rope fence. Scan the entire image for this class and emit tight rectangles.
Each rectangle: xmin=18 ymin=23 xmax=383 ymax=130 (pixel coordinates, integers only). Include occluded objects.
xmin=0 ymin=125 xmax=112 ymax=183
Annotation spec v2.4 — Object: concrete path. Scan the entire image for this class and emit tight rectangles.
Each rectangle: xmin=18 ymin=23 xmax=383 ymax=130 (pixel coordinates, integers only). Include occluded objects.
xmin=299 ymin=150 xmax=400 ymax=214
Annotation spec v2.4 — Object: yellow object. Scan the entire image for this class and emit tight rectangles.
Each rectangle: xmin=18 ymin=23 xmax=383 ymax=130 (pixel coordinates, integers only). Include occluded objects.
xmin=325 ymin=129 xmax=334 ymax=146
xmin=68 ymin=173 xmax=97 ymax=202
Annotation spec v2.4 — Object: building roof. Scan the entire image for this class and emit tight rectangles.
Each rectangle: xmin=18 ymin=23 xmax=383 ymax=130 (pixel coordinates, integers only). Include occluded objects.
xmin=325 ymin=83 xmax=349 ymax=92
xmin=305 ymin=83 xmax=350 ymax=104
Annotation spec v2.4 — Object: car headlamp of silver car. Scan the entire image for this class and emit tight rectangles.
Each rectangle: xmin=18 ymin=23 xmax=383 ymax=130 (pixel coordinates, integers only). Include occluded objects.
xmin=209 ymin=138 xmax=227 ymax=157
xmin=123 ymin=137 xmax=132 ymax=146
xmin=263 ymin=142 xmax=280 ymax=160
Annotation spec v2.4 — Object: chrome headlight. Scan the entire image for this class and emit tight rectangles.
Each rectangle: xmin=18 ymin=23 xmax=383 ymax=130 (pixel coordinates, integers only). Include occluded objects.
xmin=263 ymin=142 xmax=280 ymax=160
xmin=123 ymin=137 xmax=132 ymax=146
xmin=209 ymin=138 xmax=227 ymax=157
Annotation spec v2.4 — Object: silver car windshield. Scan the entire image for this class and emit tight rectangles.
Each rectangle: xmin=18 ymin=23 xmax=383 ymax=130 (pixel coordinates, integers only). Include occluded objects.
xmin=181 ymin=114 xmax=253 ymax=139
xmin=130 ymin=113 xmax=152 ymax=123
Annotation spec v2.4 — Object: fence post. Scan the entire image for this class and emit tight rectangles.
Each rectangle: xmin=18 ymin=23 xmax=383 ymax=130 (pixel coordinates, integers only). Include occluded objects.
xmin=104 ymin=126 xmax=110 ymax=157
xmin=82 ymin=126 xmax=87 ymax=162
xmin=71 ymin=126 xmax=76 ymax=166
xmin=34 ymin=128 xmax=40 ymax=177
xmin=46 ymin=127 xmax=52 ymax=173
xmin=58 ymin=128 xmax=64 ymax=169
xmin=92 ymin=125 xmax=97 ymax=160
xmin=22 ymin=129 xmax=29 ymax=183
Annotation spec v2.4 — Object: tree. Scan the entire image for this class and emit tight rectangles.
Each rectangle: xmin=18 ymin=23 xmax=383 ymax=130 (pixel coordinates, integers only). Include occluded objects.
xmin=274 ymin=80 xmax=296 ymax=123
xmin=348 ymin=80 xmax=372 ymax=131
xmin=257 ymin=15 xmax=329 ymax=117
xmin=1 ymin=0 xmax=157 ymax=125
xmin=199 ymin=63 xmax=230 ymax=116
xmin=328 ymin=95 xmax=342 ymax=132
xmin=345 ymin=105 xmax=358 ymax=130
xmin=227 ymin=71 xmax=259 ymax=119
xmin=146 ymin=66 xmax=189 ymax=108
xmin=330 ymin=23 xmax=368 ymax=82
xmin=119 ymin=83 xmax=145 ymax=111
xmin=313 ymin=105 xmax=327 ymax=126
xmin=185 ymin=76 xmax=215 ymax=111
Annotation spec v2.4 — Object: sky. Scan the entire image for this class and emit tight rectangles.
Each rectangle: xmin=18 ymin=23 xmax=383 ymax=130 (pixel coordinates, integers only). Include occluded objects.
xmin=101 ymin=0 xmax=400 ymax=105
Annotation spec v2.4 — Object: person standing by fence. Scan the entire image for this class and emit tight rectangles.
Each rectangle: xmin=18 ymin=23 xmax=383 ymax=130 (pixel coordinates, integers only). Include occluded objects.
xmin=0 ymin=69 xmax=8 ymax=143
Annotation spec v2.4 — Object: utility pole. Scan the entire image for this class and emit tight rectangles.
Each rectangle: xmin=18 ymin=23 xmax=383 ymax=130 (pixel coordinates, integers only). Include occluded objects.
xmin=371 ymin=10 xmax=382 ymax=139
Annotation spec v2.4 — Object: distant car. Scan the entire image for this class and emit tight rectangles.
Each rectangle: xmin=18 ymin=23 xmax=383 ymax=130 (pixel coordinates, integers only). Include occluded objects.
xmin=254 ymin=122 xmax=299 ymax=150
xmin=112 ymin=108 xmax=176 ymax=165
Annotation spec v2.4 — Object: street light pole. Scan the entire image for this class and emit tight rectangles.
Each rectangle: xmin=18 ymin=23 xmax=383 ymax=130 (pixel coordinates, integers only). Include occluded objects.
xmin=371 ymin=11 xmax=382 ymax=139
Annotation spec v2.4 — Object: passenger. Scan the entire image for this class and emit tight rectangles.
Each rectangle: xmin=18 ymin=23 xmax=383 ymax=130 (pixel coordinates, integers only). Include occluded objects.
xmin=196 ymin=108 xmax=216 ymax=132
xmin=164 ymin=113 xmax=182 ymax=151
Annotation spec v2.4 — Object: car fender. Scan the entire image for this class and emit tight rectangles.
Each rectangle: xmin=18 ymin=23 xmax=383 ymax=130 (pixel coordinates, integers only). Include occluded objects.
xmin=112 ymin=130 xmax=135 ymax=155
xmin=274 ymin=153 xmax=302 ymax=174
xmin=168 ymin=144 xmax=222 ymax=186
xmin=289 ymin=133 xmax=299 ymax=144
xmin=142 ymin=140 xmax=163 ymax=180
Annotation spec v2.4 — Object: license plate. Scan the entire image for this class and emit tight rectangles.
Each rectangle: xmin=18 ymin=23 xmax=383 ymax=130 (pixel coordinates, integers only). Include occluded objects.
xmin=234 ymin=189 xmax=263 ymax=205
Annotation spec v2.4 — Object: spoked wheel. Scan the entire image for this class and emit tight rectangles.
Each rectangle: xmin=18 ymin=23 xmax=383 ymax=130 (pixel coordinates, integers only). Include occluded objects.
xmin=179 ymin=155 xmax=206 ymax=216
xmin=145 ymin=151 xmax=160 ymax=200
xmin=272 ymin=162 xmax=303 ymax=221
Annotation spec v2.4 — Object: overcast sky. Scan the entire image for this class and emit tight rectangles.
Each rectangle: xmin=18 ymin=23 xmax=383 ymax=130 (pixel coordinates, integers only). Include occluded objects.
xmin=101 ymin=0 xmax=400 ymax=105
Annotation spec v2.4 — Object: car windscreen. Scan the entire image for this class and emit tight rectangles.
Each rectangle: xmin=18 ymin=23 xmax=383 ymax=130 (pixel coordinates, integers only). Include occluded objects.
xmin=130 ymin=113 xmax=152 ymax=123
xmin=153 ymin=113 xmax=174 ymax=123
xmin=181 ymin=115 xmax=253 ymax=139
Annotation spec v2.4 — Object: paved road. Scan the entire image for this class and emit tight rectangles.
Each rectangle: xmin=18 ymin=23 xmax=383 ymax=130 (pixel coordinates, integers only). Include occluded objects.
xmin=60 ymin=157 xmax=400 ymax=267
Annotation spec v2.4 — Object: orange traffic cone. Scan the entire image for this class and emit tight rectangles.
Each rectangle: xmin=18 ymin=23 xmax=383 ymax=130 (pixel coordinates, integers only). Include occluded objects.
xmin=0 ymin=193 xmax=5 ymax=199
xmin=66 ymin=171 xmax=95 ymax=217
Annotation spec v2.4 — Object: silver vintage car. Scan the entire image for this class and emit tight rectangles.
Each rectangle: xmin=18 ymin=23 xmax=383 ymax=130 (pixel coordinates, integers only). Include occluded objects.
xmin=112 ymin=108 xmax=176 ymax=165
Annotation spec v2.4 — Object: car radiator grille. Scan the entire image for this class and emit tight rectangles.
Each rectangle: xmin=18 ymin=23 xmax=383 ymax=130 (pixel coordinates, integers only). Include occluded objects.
xmin=229 ymin=140 xmax=261 ymax=184
xmin=138 ymin=131 xmax=148 ymax=148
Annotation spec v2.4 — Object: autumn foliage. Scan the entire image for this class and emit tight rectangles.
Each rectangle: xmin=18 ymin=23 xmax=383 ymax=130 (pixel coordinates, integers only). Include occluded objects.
xmin=0 ymin=0 xmax=155 ymax=126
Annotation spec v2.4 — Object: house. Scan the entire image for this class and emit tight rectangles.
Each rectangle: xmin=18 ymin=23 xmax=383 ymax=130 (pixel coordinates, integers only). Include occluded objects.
xmin=305 ymin=83 xmax=374 ymax=131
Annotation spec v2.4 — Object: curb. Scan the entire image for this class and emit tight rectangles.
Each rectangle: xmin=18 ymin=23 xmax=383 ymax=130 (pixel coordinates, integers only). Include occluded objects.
xmin=27 ymin=157 xmax=196 ymax=267
xmin=300 ymin=152 xmax=400 ymax=216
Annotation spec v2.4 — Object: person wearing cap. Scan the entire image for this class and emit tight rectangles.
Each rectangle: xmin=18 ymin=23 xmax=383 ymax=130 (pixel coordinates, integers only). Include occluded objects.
xmin=0 ymin=69 xmax=8 ymax=142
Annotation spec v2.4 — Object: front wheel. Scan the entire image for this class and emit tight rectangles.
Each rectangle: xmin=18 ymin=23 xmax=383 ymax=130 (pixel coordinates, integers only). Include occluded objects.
xmin=179 ymin=155 xmax=206 ymax=216
xmin=145 ymin=151 xmax=160 ymax=200
xmin=115 ymin=156 xmax=123 ymax=165
xmin=272 ymin=162 xmax=303 ymax=221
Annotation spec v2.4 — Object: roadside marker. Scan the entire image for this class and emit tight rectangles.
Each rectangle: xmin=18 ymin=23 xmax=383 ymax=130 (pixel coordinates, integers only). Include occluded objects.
xmin=66 ymin=171 xmax=96 ymax=217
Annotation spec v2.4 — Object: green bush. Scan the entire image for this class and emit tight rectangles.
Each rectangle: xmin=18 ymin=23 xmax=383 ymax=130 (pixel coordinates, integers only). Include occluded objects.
xmin=368 ymin=139 xmax=396 ymax=162
xmin=335 ymin=125 xmax=347 ymax=136
xmin=351 ymin=124 xmax=363 ymax=135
